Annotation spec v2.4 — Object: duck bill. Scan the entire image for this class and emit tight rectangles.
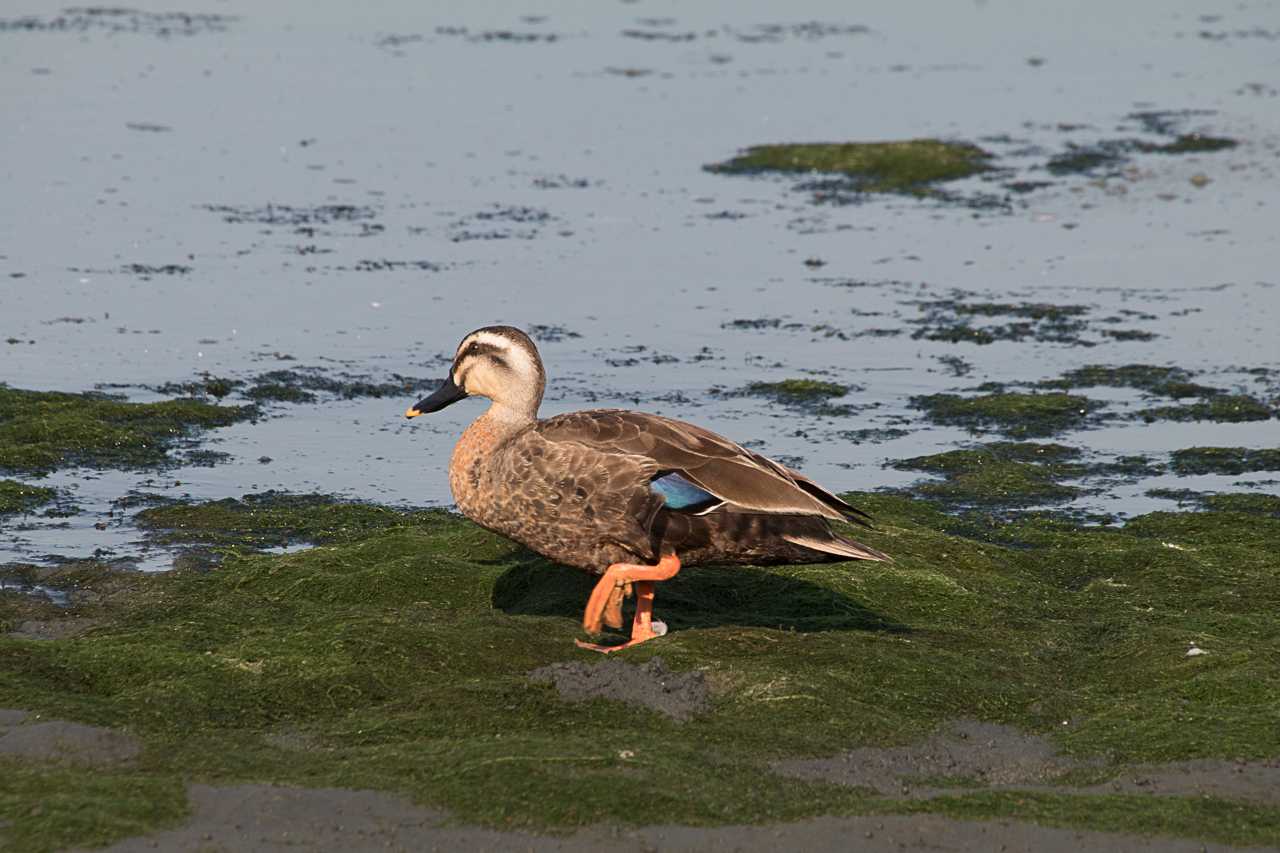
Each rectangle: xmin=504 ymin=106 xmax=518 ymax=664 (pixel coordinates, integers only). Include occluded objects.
xmin=405 ymin=376 xmax=468 ymax=418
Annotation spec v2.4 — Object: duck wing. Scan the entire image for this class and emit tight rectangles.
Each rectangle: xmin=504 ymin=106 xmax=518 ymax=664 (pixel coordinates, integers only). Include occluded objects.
xmin=779 ymin=466 xmax=874 ymax=527
xmin=535 ymin=410 xmax=871 ymax=524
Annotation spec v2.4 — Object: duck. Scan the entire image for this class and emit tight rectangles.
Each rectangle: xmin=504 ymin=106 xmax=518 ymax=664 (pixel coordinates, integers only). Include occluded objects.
xmin=405 ymin=325 xmax=889 ymax=652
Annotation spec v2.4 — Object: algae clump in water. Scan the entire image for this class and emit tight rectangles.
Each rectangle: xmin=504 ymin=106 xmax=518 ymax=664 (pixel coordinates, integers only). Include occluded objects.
xmin=0 ymin=480 xmax=56 ymax=516
xmin=0 ymin=385 xmax=252 ymax=474
xmin=745 ymin=379 xmax=848 ymax=401
xmin=1138 ymin=394 xmax=1274 ymax=424
xmin=1046 ymin=364 xmax=1218 ymax=399
xmin=912 ymin=391 xmax=1097 ymax=438
xmin=1169 ymin=446 xmax=1280 ymax=475
xmin=706 ymin=140 xmax=993 ymax=194
xmin=893 ymin=443 xmax=1084 ymax=507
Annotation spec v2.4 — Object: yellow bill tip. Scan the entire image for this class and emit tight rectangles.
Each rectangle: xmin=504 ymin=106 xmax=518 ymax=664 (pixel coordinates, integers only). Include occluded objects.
xmin=404 ymin=407 xmax=422 ymax=419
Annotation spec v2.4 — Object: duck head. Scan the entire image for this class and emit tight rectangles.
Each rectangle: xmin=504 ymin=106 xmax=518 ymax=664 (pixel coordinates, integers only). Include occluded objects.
xmin=405 ymin=325 xmax=546 ymax=423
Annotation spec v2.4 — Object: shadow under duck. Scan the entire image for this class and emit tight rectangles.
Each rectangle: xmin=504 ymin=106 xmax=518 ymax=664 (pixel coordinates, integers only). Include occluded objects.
xmin=406 ymin=325 xmax=889 ymax=652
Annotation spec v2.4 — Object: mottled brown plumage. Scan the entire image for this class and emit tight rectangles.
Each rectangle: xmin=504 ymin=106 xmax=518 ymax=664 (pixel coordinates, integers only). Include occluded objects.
xmin=406 ymin=326 xmax=889 ymax=649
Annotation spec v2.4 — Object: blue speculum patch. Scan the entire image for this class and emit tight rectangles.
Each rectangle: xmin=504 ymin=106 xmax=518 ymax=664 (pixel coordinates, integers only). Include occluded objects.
xmin=650 ymin=471 xmax=720 ymax=511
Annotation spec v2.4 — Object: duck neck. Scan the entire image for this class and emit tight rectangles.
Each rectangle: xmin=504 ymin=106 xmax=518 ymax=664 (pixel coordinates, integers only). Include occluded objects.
xmin=448 ymin=401 xmax=536 ymax=510
xmin=482 ymin=398 xmax=538 ymax=430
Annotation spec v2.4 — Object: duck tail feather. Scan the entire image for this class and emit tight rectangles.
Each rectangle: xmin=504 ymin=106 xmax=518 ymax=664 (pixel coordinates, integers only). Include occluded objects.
xmin=782 ymin=533 xmax=892 ymax=563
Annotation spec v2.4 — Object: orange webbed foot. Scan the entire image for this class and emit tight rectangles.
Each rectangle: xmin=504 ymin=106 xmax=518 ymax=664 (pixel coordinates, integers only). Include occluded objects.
xmin=577 ymin=556 xmax=680 ymax=653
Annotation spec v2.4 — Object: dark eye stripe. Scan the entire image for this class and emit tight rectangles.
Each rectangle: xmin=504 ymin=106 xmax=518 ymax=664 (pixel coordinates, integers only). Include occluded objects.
xmin=453 ymin=341 xmax=509 ymax=376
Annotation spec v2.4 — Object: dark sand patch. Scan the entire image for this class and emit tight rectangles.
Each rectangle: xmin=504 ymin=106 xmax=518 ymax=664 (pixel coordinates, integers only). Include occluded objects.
xmin=528 ymin=657 xmax=711 ymax=721
xmin=78 ymin=784 xmax=448 ymax=853
xmin=262 ymin=726 xmax=324 ymax=753
xmin=6 ymin=616 xmax=101 ymax=640
xmin=0 ymin=708 xmax=29 ymax=726
xmin=635 ymin=815 xmax=1259 ymax=853
xmin=776 ymin=720 xmax=1093 ymax=797
xmin=0 ymin=719 xmax=141 ymax=767
xmin=778 ymin=720 xmax=1280 ymax=808
xmin=1079 ymin=759 xmax=1280 ymax=806
xmin=79 ymin=783 xmax=1262 ymax=853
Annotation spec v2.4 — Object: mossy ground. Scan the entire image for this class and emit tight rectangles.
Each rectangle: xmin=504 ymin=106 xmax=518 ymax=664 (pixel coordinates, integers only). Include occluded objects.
xmin=134 ymin=492 xmax=446 ymax=549
xmin=0 ymin=481 xmax=55 ymax=516
xmin=0 ymin=385 xmax=252 ymax=474
xmin=912 ymin=391 xmax=1098 ymax=438
xmin=706 ymin=140 xmax=992 ymax=194
xmin=2 ymin=492 xmax=1278 ymax=850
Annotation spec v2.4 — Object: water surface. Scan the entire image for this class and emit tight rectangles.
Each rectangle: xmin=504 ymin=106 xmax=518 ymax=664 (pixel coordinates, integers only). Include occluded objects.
xmin=2 ymin=0 xmax=1277 ymax=567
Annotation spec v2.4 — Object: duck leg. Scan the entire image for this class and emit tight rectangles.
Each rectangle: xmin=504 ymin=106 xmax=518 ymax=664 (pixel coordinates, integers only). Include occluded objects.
xmin=576 ymin=553 xmax=681 ymax=653
xmin=601 ymin=582 xmax=631 ymax=630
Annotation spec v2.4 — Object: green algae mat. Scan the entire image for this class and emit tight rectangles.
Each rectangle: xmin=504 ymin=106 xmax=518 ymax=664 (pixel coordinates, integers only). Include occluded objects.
xmin=2 ymin=492 xmax=1279 ymax=850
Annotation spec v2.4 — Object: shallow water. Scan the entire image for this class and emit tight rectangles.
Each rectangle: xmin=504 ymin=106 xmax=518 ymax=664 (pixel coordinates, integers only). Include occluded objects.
xmin=2 ymin=0 xmax=1278 ymax=568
